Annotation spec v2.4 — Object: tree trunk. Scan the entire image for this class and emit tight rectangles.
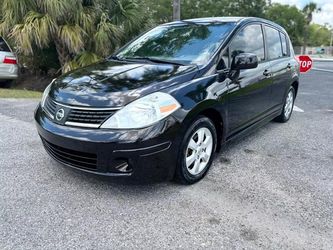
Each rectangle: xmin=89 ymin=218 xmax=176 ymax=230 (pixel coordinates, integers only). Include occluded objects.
xmin=173 ymin=0 xmax=181 ymax=21
xmin=53 ymin=36 xmax=71 ymax=71
xmin=303 ymin=26 xmax=308 ymax=55
xmin=330 ymin=28 xmax=333 ymax=56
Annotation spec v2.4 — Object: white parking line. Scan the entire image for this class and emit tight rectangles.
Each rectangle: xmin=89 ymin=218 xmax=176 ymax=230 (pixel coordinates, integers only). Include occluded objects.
xmin=293 ymin=105 xmax=304 ymax=113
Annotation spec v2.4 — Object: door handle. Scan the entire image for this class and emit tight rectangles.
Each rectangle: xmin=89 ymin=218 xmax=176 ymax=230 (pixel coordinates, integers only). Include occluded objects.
xmin=263 ymin=69 xmax=271 ymax=77
xmin=287 ymin=63 xmax=292 ymax=70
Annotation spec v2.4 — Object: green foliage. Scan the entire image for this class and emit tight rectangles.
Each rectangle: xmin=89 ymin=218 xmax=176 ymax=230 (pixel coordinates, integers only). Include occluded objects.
xmin=302 ymin=2 xmax=321 ymax=47
xmin=0 ymin=88 xmax=42 ymax=98
xmin=303 ymin=2 xmax=321 ymax=24
xmin=20 ymin=45 xmax=60 ymax=74
xmin=145 ymin=0 xmax=268 ymax=24
xmin=181 ymin=0 xmax=227 ymax=19
xmin=145 ymin=0 xmax=173 ymax=24
xmin=0 ymin=0 xmax=151 ymax=73
xmin=144 ymin=0 xmax=327 ymax=47
xmin=58 ymin=24 xmax=86 ymax=54
xmin=307 ymin=24 xmax=332 ymax=46
xmin=118 ymin=0 xmax=154 ymax=42
xmin=223 ymin=0 xmax=267 ymax=17
xmin=94 ymin=13 xmax=122 ymax=56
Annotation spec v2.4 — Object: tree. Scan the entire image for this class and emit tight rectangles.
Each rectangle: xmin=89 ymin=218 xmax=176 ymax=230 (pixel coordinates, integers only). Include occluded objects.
xmin=307 ymin=24 xmax=332 ymax=46
xmin=0 ymin=0 xmax=150 ymax=72
xmin=266 ymin=3 xmax=306 ymax=46
xmin=303 ymin=2 xmax=321 ymax=24
xmin=302 ymin=2 xmax=321 ymax=49
xmin=181 ymin=0 xmax=229 ymax=19
xmin=224 ymin=0 xmax=267 ymax=17
xmin=145 ymin=0 xmax=173 ymax=24
xmin=146 ymin=0 xmax=268 ymax=23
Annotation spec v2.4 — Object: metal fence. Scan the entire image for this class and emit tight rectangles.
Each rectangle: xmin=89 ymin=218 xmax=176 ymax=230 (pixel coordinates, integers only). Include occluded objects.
xmin=294 ymin=46 xmax=333 ymax=56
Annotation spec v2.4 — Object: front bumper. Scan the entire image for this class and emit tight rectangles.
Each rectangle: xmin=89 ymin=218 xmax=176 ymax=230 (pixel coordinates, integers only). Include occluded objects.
xmin=35 ymin=105 xmax=182 ymax=181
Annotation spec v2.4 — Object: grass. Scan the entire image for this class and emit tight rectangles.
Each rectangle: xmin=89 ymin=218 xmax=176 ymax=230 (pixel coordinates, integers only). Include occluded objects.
xmin=0 ymin=88 xmax=42 ymax=98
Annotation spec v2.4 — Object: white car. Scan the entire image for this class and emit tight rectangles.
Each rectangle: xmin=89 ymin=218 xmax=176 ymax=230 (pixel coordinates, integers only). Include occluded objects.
xmin=0 ymin=37 xmax=18 ymax=87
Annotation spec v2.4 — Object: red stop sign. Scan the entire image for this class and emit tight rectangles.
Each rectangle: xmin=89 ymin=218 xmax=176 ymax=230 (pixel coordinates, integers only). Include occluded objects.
xmin=296 ymin=55 xmax=313 ymax=73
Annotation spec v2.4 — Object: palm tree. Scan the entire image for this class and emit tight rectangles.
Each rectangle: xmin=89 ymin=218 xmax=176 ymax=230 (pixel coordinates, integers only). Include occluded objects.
xmin=303 ymin=2 xmax=321 ymax=24
xmin=302 ymin=2 xmax=321 ymax=52
xmin=0 ymin=0 xmax=149 ymax=72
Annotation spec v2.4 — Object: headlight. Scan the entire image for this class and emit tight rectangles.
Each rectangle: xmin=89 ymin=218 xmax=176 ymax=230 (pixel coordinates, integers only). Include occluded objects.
xmin=41 ymin=80 xmax=55 ymax=108
xmin=100 ymin=92 xmax=180 ymax=129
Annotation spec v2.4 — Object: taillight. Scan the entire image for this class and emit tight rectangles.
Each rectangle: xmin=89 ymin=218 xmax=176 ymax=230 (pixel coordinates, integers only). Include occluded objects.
xmin=3 ymin=56 xmax=17 ymax=65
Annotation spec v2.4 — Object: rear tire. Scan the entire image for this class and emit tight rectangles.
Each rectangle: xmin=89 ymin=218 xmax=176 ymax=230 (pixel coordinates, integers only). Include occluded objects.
xmin=0 ymin=80 xmax=13 ymax=88
xmin=175 ymin=116 xmax=217 ymax=184
xmin=275 ymin=86 xmax=295 ymax=123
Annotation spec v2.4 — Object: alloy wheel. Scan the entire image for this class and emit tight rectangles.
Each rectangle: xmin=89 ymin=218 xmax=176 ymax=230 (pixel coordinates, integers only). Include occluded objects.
xmin=185 ymin=127 xmax=213 ymax=175
xmin=284 ymin=90 xmax=294 ymax=118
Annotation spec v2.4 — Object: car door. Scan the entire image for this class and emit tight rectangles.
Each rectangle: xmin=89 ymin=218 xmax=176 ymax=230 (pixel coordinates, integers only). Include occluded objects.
xmin=226 ymin=24 xmax=273 ymax=133
xmin=264 ymin=26 xmax=293 ymax=108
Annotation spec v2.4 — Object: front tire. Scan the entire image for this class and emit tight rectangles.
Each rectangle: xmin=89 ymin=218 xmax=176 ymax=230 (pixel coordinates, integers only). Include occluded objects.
xmin=275 ymin=86 xmax=295 ymax=123
xmin=175 ymin=116 xmax=217 ymax=184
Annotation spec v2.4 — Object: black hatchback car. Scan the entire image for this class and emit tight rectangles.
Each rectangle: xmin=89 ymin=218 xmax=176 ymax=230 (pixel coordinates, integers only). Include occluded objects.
xmin=35 ymin=17 xmax=300 ymax=184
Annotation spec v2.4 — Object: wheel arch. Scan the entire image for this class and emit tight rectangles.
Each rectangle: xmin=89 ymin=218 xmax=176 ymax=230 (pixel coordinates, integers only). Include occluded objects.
xmin=181 ymin=101 xmax=226 ymax=152
xmin=291 ymin=81 xmax=299 ymax=97
xmin=198 ymin=108 xmax=224 ymax=152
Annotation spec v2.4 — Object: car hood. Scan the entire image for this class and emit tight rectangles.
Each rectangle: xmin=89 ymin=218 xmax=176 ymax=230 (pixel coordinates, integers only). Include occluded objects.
xmin=50 ymin=60 xmax=198 ymax=107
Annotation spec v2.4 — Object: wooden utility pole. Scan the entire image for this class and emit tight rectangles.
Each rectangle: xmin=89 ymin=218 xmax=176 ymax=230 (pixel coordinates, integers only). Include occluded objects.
xmin=173 ymin=0 xmax=181 ymax=21
xmin=330 ymin=28 xmax=333 ymax=56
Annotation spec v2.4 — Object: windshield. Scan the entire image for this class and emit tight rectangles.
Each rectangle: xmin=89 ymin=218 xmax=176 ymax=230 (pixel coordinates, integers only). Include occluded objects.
xmin=116 ymin=22 xmax=236 ymax=65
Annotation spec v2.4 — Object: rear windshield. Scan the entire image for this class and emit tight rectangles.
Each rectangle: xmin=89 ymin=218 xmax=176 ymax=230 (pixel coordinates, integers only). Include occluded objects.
xmin=117 ymin=22 xmax=236 ymax=65
xmin=0 ymin=37 xmax=11 ymax=52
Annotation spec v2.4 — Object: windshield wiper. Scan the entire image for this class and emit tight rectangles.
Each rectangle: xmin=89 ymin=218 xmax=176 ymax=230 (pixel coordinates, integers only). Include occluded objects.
xmin=108 ymin=55 xmax=123 ymax=61
xmin=122 ymin=57 xmax=187 ymax=66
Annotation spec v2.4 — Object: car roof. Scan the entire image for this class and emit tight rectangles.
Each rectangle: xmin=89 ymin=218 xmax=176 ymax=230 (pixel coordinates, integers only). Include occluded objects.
xmin=164 ymin=17 xmax=286 ymax=33
xmin=185 ymin=17 xmax=246 ymax=23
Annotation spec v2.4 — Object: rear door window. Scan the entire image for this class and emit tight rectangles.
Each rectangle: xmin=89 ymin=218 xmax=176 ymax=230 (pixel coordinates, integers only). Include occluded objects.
xmin=280 ymin=32 xmax=288 ymax=56
xmin=265 ymin=26 xmax=283 ymax=60
xmin=0 ymin=37 xmax=11 ymax=52
xmin=230 ymin=24 xmax=265 ymax=62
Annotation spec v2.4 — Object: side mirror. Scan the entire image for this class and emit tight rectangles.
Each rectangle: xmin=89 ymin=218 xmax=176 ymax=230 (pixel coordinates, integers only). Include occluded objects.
xmin=231 ymin=53 xmax=258 ymax=70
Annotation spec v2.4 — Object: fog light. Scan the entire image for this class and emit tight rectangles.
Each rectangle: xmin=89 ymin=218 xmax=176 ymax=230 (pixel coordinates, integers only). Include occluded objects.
xmin=115 ymin=160 xmax=132 ymax=173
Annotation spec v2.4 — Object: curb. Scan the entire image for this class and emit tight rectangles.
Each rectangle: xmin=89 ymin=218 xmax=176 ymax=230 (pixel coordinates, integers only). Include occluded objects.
xmin=311 ymin=58 xmax=333 ymax=62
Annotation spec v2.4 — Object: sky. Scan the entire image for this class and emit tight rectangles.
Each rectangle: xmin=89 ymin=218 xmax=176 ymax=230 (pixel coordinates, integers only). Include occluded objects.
xmin=272 ymin=0 xmax=333 ymax=26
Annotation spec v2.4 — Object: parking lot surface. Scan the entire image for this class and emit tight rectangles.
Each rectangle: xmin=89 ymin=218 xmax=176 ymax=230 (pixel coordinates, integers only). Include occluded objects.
xmin=313 ymin=60 xmax=333 ymax=72
xmin=1 ymin=62 xmax=333 ymax=249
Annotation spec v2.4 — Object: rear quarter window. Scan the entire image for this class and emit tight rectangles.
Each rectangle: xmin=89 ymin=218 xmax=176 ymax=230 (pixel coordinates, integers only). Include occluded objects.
xmin=280 ymin=32 xmax=288 ymax=56
xmin=0 ymin=37 xmax=11 ymax=52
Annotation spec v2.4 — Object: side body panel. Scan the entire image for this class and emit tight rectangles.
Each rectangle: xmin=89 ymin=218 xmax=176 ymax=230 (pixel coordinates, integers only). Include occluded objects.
xmin=227 ymin=61 xmax=273 ymax=134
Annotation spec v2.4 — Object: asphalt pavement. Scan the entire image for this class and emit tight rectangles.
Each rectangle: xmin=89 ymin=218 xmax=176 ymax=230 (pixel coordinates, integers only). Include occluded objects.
xmin=313 ymin=59 xmax=333 ymax=72
xmin=0 ymin=62 xmax=332 ymax=249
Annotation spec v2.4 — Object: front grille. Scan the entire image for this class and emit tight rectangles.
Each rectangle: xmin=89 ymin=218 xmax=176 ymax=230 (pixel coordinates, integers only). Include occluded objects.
xmin=67 ymin=109 xmax=114 ymax=124
xmin=42 ymin=139 xmax=97 ymax=170
xmin=42 ymin=97 xmax=118 ymax=128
